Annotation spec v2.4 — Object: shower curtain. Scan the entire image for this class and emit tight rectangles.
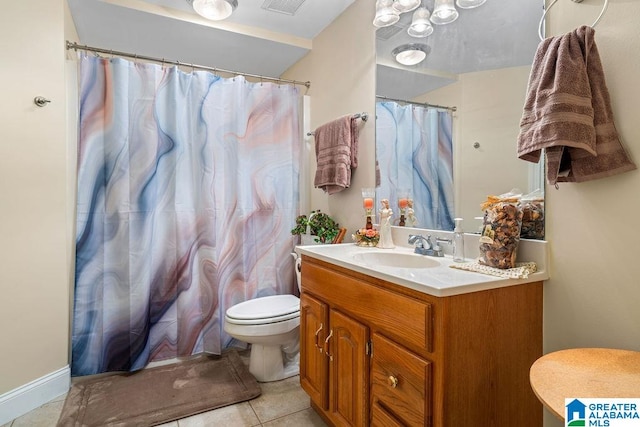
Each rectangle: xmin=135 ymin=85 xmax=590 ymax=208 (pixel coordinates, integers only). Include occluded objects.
xmin=376 ymin=101 xmax=454 ymax=230
xmin=73 ymin=55 xmax=300 ymax=376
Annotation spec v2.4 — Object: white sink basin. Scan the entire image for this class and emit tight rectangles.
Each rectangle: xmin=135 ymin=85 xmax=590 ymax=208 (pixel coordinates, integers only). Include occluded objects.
xmin=352 ymin=251 xmax=441 ymax=269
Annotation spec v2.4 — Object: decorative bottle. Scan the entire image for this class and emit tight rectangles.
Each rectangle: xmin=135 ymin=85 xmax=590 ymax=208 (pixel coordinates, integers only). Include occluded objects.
xmin=453 ymin=217 xmax=465 ymax=262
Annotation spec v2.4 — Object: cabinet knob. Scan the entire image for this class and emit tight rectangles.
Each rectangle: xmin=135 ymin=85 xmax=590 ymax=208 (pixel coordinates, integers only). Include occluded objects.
xmin=387 ymin=375 xmax=399 ymax=388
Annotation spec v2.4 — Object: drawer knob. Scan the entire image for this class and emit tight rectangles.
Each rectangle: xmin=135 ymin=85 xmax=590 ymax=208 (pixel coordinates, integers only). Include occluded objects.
xmin=387 ymin=375 xmax=399 ymax=388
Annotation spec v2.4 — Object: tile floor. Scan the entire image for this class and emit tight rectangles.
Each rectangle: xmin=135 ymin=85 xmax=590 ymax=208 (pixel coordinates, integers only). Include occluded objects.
xmin=2 ymin=353 xmax=327 ymax=427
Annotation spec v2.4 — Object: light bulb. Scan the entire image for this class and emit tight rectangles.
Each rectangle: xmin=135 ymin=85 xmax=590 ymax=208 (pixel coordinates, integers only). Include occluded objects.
xmin=392 ymin=44 xmax=431 ymax=66
xmin=456 ymin=0 xmax=486 ymax=9
xmin=192 ymin=0 xmax=237 ymax=21
xmin=430 ymin=0 xmax=459 ymax=25
xmin=392 ymin=0 xmax=421 ymax=13
xmin=373 ymin=0 xmax=400 ymax=27
xmin=408 ymin=7 xmax=434 ymax=37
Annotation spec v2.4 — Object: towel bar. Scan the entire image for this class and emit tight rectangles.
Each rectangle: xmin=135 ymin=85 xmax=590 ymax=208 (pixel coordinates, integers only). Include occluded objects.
xmin=307 ymin=112 xmax=368 ymax=136
xmin=538 ymin=0 xmax=609 ymax=41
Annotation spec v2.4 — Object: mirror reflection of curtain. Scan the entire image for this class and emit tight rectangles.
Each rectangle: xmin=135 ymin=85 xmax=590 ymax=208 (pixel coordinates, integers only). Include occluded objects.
xmin=376 ymin=101 xmax=454 ymax=230
xmin=73 ymin=55 xmax=300 ymax=376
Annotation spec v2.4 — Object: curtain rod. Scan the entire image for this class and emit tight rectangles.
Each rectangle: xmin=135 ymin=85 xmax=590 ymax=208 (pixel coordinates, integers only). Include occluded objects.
xmin=376 ymin=95 xmax=457 ymax=112
xmin=66 ymin=41 xmax=311 ymax=89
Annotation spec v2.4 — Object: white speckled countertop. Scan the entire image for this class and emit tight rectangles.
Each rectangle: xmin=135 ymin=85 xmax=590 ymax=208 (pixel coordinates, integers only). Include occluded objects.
xmin=296 ymin=226 xmax=549 ymax=297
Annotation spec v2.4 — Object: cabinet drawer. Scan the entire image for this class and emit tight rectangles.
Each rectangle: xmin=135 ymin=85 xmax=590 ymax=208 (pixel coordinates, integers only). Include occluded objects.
xmin=371 ymin=333 xmax=431 ymax=426
xmin=302 ymin=259 xmax=432 ymax=352
xmin=371 ymin=402 xmax=404 ymax=427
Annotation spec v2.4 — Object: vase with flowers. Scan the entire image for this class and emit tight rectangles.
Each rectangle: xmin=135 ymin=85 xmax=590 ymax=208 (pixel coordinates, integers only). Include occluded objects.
xmin=352 ymin=228 xmax=380 ymax=247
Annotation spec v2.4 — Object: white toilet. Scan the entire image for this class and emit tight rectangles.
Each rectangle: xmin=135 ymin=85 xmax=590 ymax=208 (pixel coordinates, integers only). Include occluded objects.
xmin=224 ymin=253 xmax=302 ymax=382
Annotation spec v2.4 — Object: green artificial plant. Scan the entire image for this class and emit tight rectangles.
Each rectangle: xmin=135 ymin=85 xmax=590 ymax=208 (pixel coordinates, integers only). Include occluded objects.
xmin=291 ymin=210 xmax=340 ymax=244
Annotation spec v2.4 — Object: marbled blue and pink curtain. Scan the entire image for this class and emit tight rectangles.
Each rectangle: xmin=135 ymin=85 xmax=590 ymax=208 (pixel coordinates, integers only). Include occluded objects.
xmin=376 ymin=101 xmax=454 ymax=230
xmin=73 ymin=55 xmax=300 ymax=375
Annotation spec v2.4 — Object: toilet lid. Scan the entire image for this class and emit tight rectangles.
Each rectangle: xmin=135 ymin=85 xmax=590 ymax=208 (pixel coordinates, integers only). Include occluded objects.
xmin=226 ymin=295 xmax=300 ymax=321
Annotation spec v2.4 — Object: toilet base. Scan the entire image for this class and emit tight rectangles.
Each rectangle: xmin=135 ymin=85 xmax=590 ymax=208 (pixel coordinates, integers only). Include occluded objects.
xmin=249 ymin=343 xmax=300 ymax=382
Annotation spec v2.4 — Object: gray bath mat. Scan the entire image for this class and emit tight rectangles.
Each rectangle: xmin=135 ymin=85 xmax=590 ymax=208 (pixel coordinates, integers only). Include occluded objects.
xmin=57 ymin=350 xmax=261 ymax=426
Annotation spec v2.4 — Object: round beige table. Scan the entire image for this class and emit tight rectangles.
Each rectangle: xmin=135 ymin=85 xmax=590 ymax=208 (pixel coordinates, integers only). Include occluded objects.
xmin=530 ymin=348 xmax=640 ymax=420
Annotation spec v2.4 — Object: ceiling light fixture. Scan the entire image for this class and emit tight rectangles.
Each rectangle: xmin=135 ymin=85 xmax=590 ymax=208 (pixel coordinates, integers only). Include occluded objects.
xmin=456 ymin=0 xmax=486 ymax=9
xmin=392 ymin=43 xmax=431 ymax=66
xmin=392 ymin=0 xmax=421 ymax=14
xmin=373 ymin=0 xmax=400 ymax=28
xmin=407 ymin=7 xmax=434 ymax=37
xmin=430 ymin=0 xmax=459 ymax=25
xmin=376 ymin=0 xmax=484 ymax=64
xmin=189 ymin=0 xmax=238 ymax=21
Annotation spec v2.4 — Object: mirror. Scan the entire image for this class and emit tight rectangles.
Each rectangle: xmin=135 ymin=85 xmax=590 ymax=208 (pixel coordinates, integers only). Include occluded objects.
xmin=375 ymin=0 xmax=544 ymax=236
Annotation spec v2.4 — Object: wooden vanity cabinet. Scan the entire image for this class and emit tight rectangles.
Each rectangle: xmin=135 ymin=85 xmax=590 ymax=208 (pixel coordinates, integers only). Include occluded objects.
xmin=300 ymin=255 xmax=543 ymax=427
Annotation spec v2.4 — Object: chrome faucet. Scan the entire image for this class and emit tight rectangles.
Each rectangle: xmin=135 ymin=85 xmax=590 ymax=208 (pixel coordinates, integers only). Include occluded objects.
xmin=408 ymin=233 xmax=430 ymax=247
xmin=432 ymin=237 xmax=452 ymax=257
xmin=408 ymin=234 xmax=449 ymax=257
xmin=409 ymin=234 xmax=435 ymax=256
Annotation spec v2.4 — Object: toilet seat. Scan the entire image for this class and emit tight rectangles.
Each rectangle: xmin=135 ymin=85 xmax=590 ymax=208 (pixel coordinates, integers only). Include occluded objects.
xmin=225 ymin=295 xmax=300 ymax=326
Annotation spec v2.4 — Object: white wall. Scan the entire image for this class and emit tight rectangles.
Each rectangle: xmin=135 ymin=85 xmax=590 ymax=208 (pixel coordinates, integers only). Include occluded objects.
xmin=542 ymin=2 xmax=640 ymax=426
xmin=0 ymin=0 xmax=70 ymax=395
xmin=282 ymin=0 xmax=377 ymax=236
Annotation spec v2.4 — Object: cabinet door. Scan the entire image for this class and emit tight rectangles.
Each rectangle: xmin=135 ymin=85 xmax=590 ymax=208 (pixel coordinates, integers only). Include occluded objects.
xmin=300 ymin=293 xmax=329 ymax=409
xmin=327 ymin=309 xmax=369 ymax=427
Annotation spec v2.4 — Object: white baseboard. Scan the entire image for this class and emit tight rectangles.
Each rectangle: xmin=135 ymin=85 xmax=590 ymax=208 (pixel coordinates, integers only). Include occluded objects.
xmin=0 ymin=366 xmax=70 ymax=425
